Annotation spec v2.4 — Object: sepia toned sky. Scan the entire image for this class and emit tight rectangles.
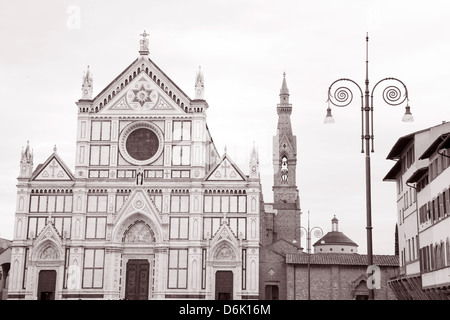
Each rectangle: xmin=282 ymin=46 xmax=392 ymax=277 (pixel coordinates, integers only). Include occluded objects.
xmin=1 ymin=0 xmax=450 ymax=255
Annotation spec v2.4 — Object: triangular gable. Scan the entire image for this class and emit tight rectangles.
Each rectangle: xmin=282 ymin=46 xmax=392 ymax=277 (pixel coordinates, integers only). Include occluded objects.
xmin=32 ymin=152 xmax=74 ymax=181
xmin=34 ymin=219 xmax=64 ymax=244
xmin=90 ymin=56 xmax=192 ymax=114
xmin=278 ymin=133 xmax=295 ymax=155
xmin=210 ymin=222 xmax=239 ymax=246
xmin=111 ymin=187 xmax=164 ymax=243
xmin=31 ymin=220 xmax=64 ymax=261
xmin=205 ymin=154 xmax=247 ymax=181
xmin=115 ymin=188 xmax=162 ymax=224
xmin=100 ymin=73 xmax=187 ymax=114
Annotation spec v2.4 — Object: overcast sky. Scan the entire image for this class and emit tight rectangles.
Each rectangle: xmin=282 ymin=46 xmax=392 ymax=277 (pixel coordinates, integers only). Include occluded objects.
xmin=1 ymin=0 xmax=450 ymax=255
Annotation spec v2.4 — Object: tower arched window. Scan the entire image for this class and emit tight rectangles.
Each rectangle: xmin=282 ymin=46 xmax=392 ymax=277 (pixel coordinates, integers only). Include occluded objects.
xmin=281 ymin=155 xmax=288 ymax=183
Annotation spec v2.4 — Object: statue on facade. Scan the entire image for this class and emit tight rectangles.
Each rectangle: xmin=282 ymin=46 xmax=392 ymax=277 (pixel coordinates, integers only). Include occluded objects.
xmin=136 ymin=167 xmax=144 ymax=185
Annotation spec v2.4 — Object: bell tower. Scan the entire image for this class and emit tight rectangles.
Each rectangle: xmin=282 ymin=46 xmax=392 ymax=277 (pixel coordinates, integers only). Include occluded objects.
xmin=272 ymin=73 xmax=299 ymax=204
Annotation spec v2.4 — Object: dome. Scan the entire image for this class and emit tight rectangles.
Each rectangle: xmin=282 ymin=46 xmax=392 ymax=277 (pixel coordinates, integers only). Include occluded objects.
xmin=313 ymin=216 xmax=358 ymax=254
xmin=313 ymin=231 xmax=358 ymax=247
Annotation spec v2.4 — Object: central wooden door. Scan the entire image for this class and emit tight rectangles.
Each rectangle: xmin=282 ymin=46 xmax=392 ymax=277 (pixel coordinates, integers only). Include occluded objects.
xmin=215 ymin=271 xmax=233 ymax=300
xmin=125 ymin=259 xmax=150 ymax=300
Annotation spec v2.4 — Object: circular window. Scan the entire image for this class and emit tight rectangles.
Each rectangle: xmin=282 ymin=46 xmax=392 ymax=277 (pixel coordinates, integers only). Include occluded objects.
xmin=119 ymin=121 xmax=164 ymax=165
xmin=126 ymin=128 xmax=159 ymax=160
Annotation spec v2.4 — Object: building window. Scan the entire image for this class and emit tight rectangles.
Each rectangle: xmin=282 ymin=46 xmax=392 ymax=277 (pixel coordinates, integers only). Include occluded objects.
xmin=172 ymin=146 xmax=190 ymax=165
xmin=201 ymin=249 xmax=207 ymax=289
xmin=446 ymin=238 xmax=450 ymax=267
xmin=63 ymin=248 xmax=70 ymax=289
xmin=168 ymin=249 xmax=188 ymax=289
xmin=169 ymin=217 xmax=189 ymax=239
xmin=170 ymin=195 xmax=189 ymax=213
xmin=30 ymin=195 xmax=73 ymax=213
xmin=90 ymin=145 xmax=110 ymax=166
xmin=242 ymin=249 xmax=247 ymax=290
xmin=87 ymin=195 xmax=108 ymax=213
xmin=204 ymin=195 xmax=247 ymax=213
xmin=173 ymin=121 xmax=191 ymax=141
xmin=54 ymin=217 xmax=72 ymax=239
xmin=265 ymin=285 xmax=279 ymax=300
xmin=91 ymin=121 xmax=111 ymax=141
xmin=85 ymin=217 xmax=106 ymax=239
xmin=22 ymin=249 xmax=28 ymax=289
xmin=27 ymin=217 xmax=47 ymax=239
xmin=406 ymin=144 xmax=415 ymax=169
xmin=82 ymin=248 xmax=104 ymax=288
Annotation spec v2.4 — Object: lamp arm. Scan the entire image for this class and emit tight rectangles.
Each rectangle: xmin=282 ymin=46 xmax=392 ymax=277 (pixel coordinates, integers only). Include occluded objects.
xmin=370 ymin=77 xmax=409 ymax=107
xmin=369 ymin=77 xmax=410 ymax=152
xmin=310 ymin=226 xmax=324 ymax=239
xmin=327 ymin=78 xmax=364 ymax=108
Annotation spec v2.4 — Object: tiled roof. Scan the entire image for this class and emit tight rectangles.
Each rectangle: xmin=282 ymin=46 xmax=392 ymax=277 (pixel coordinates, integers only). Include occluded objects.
xmin=286 ymin=253 xmax=399 ymax=267
xmin=313 ymin=231 xmax=357 ymax=247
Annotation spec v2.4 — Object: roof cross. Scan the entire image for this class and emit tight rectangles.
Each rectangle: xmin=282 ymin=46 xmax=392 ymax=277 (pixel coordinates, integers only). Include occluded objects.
xmin=140 ymin=30 xmax=149 ymax=53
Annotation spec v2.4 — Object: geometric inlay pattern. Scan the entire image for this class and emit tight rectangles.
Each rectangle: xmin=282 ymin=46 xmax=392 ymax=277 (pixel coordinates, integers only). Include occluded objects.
xmin=126 ymin=80 xmax=158 ymax=110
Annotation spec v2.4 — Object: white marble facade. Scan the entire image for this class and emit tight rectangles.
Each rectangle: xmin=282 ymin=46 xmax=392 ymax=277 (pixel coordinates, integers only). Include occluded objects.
xmin=8 ymin=33 xmax=261 ymax=300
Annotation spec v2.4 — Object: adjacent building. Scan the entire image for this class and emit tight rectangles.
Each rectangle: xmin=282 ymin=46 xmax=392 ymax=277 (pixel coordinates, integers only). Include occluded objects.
xmin=384 ymin=121 xmax=450 ymax=299
xmin=0 ymin=238 xmax=11 ymax=300
xmin=286 ymin=217 xmax=398 ymax=300
xmin=7 ymin=33 xmax=261 ymax=300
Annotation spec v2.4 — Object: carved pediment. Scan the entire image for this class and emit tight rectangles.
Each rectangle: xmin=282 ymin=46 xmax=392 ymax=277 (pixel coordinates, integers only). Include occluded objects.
xmin=205 ymin=154 xmax=247 ymax=182
xmin=111 ymin=188 xmax=164 ymax=243
xmin=32 ymin=221 xmax=64 ymax=261
xmin=31 ymin=153 xmax=74 ymax=181
xmin=99 ymin=74 xmax=188 ymax=115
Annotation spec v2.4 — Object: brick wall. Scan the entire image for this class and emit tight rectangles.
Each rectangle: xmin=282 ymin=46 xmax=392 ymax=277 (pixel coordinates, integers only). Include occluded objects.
xmin=287 ymin=263 xmax=398 ymax=300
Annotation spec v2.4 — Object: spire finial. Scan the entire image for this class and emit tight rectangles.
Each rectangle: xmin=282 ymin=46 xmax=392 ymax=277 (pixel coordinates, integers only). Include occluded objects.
xmin=53 ymin=145 xmax=57 ymax=153
xmin=224 ymin=145 xmax=227 ymax=154
xmin=280 ymin=72 xmax=289 ymax=96
xmin=139 ymin=30 xmax=149 ymax=54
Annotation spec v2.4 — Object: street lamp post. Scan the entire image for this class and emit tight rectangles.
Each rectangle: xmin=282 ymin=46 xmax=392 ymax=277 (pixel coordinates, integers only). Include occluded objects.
xmin=293 ymin=211 xmax=323 ymax=300
xmin=324 ymin=33 xmax=413 ymax=300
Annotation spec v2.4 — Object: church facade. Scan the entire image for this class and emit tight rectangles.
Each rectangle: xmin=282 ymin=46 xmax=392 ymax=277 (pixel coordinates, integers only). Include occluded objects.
xmin=7 ymin=33 xmax=261 ymax=300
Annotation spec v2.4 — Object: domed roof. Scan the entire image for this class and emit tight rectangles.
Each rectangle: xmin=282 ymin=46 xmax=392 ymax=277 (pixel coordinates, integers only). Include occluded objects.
xmin=313 ymin=215 xmax=358 ymax=248
xmin=313 ymin=231 xmax=358 ymax=247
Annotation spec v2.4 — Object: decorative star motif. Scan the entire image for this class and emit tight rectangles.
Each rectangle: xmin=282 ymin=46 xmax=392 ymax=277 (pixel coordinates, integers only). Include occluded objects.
xmin=131 ymin=84 xmax=153 ymax=107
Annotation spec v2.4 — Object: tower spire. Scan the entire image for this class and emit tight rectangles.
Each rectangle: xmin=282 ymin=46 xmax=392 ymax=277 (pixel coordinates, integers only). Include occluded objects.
xmin=279 ymin=72 xmax=290 ymax=104
xmin=195 ymin=66 xmax=205 ymax=99
xmin=249 ymin=141 xmax=259 ymax=179
xmin=81 ymin=65 xmax=93 ymax=99
xmin=19 ymin=140 xmax=33 ymax=178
